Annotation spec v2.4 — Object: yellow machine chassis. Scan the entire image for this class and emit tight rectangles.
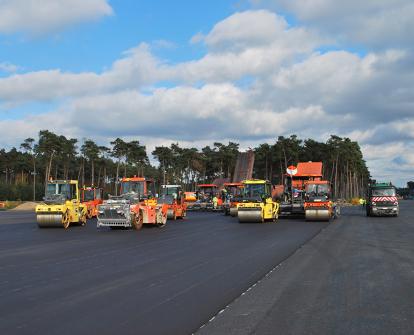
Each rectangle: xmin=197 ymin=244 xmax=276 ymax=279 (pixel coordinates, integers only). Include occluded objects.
xmin=35 ymin=180 xmax=87 ymax=229
xmin=237 ymin=179 xmax=280 ymax=223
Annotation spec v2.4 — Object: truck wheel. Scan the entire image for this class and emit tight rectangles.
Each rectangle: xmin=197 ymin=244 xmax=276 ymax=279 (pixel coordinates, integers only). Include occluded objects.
xmin=80 ymin=212 xmax=87 ymax=226
xmin=158 ymin=212 xmax=167 ymax=227
xmin=62 ymin=211 xmax=70 ymax=229
xmin=132 ymin=213 xmax=143 ymax=230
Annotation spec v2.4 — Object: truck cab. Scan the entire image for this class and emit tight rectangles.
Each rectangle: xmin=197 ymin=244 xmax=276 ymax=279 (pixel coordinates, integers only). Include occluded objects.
xmin=366 ymin=182 xmax=399 ymax=217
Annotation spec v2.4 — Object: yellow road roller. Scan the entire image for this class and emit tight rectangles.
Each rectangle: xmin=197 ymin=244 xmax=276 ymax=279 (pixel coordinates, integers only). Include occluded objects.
xmin=36 ymin=180 xmax=87 ymax=229
xmin=237 ymin=179 xmax=279 ymax=223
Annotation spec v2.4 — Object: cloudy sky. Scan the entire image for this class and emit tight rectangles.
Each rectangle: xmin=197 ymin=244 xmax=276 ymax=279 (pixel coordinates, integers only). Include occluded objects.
xmin=0 ymin=0 xmax=413 ymax=185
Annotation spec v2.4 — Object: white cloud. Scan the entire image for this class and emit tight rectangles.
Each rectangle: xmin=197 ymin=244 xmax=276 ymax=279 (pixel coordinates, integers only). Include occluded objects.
xmin=0 ymin=8 xmax=413 ymax=185
xmin=0 ymin=11 xmax=322 ymax=103
xmin=251 ymin=0 xmax=414 ymax=48
xmin=0 ymin=43 xmax=169 ymax=102
xmin=203 ymin=10 xmax=288 ymax=50
xmin=0 ymin=0 xmax=113 ymax=35
xmin=0 ymin=62 xmax=20 ymax=73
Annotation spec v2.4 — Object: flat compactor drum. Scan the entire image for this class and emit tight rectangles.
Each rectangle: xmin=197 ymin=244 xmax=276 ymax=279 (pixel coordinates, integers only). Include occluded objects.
xmin=237 ymin=179 xmax=279 ymax=223
xmin=36 ymin=180 xmax=87 ymax=229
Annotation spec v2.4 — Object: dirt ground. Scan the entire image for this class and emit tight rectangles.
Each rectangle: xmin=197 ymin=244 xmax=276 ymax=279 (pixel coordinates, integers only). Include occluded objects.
xmin=10 ymin=202 xmax=38 ymax=211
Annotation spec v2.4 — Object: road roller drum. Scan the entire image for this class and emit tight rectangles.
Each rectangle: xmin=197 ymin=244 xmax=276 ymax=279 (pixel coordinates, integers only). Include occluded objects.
xmin=229 ymin=207 xmax=238 ymax=217
xmin=37 ymin=213 xmax=65 ymax=227
xmin=238 ymin=209 xmax=263 ymax=223
xmin=167 ymin=208 xmax=175 ymax=219
xmin=305 ymin=209 xmax=330 ymax=221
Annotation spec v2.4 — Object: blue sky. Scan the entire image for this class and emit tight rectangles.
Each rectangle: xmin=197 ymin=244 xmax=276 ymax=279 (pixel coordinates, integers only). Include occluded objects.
xmin=0 ymin=0 xmax=413 ymax=186
xmin=1 ymin=1 xmax=244 ymax=73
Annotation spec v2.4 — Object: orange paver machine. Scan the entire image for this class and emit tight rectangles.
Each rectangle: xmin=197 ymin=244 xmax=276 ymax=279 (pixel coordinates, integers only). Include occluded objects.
xmin=184 ymin=191 xmax=197 ymax=211
xmin=192 ymin=184 xmax=222 ymax=211
xmin=97 ymin=177 xmax=168 ymax=230
xmin=81 ymin=186 xmax=103 ymax=219
xmin=222 ymin=182 xmax=244 ymax=216
xmin=159 ymin=185 xmax=187 ymax=220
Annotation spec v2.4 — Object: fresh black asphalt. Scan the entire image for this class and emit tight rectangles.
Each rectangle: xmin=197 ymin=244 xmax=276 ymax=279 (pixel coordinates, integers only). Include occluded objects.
xmin=0 ymin=210 xmax=325 ymax=335
xmin=198 ymin=201 xmax=414 ymax=335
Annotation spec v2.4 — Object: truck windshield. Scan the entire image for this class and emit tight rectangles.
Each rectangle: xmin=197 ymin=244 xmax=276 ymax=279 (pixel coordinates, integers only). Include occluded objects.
xmin=372 ymin=188 xmax=396 ymax=196
xmin=306 ymin=184 xmax=329 ymax=196
xmin=121 ymin=181 xmax=144 ymax=195
xmin=83 ymin=189 xmax=95 ymax=201
xmin=46 ymin=183 xmax=72 ymax=200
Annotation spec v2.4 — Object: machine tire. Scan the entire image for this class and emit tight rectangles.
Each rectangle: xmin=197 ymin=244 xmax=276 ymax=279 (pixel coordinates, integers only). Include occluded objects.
xmin=62 ymin=211 xmax=70 ymax=229
xmin=132 ymin=213 xmax=143 ymax=230
xmin=80 ymin=212 xmax=87 ymax=226
xmin=158 ymin=213 xmax=167 ymax=228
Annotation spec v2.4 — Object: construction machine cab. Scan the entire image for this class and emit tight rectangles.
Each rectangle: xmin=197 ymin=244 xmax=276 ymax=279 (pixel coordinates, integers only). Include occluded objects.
xmin=120 ymin=177 xmax=155 ymax=200
xmin=82 ymin=187 xmax=103 ymax=202
xmin=305 ymin=181 xmax=331 ymax=201
xmin=242 ymin=180 xmax=272 ymax=203
xmin=160 ymin=185 xmax=184 ymax=205
xmin=223 ymin=183 xmax=243 ymax=201
xmin=45 ymin=180 xmax=79 ymax=203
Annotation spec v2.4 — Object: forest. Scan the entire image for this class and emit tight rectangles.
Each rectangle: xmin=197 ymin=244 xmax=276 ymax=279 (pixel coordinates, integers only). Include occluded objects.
xmin=0 ymin=130 xmax=370 ymax=201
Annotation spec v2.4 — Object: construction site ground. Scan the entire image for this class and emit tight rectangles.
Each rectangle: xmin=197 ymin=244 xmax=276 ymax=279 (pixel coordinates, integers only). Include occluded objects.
xmin=1 ymin=202 xmax=413 ymax=335
xmin=199 ymin=201 xmax=414 ymax=335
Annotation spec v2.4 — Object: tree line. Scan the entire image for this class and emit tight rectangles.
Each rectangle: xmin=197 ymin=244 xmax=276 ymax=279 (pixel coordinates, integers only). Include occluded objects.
xmin=0 ymin=130 xmax=370 ymax=200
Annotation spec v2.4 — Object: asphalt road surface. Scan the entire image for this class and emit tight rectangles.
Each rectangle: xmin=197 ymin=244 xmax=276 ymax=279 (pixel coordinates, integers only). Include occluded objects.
xmin=199 ymin=201 xmax=414 ymax=335
xmin=0 ymin=210 xmax=325 ymax=335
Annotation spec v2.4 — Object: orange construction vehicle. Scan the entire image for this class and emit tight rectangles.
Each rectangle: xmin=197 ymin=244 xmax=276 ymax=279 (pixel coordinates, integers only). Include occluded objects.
xmin=193 ymin=184 xmax=222 ymax=211
xmin=222 ymin=182 xmax=244 ymax=216
xmin=184 ymin=191 xmax=197 ymax=210
xmin=304 ymin=180 xmax=339 ymax=221
xmin=97 ymin=177 xmax=168 ymax=230
xmin=280 ymin=162 xmax=323 ymax=217
xmin=81 ymin=186 xmax=103 ymax=219
xmin=159 ymin=185 xmax=187 ymax=220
